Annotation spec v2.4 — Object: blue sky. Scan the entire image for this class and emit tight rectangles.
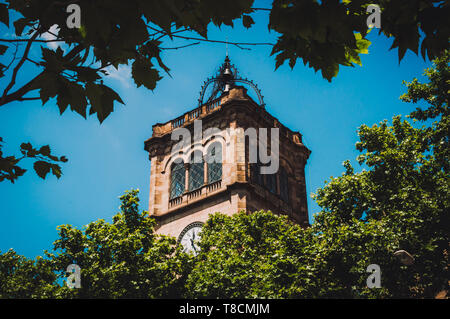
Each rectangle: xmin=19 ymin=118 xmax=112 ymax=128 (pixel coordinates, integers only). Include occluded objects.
xmin=0 ymin=4 xmax=431 ymax=258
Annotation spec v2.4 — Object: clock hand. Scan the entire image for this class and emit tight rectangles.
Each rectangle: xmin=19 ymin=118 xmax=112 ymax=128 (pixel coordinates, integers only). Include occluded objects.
xmin=190 ymin=238 xmax=197 ymax=252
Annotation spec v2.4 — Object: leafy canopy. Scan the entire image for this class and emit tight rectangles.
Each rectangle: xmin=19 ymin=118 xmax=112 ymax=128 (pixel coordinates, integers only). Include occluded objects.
xmin=0 ymin=189 xmax=190 ymax=298
xmin=313 ymin=51 xmax=449 ymax=298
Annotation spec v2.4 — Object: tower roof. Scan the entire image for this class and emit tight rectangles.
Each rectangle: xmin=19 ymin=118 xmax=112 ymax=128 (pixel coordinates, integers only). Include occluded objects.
xmin=198 ymin=55 xmax=265 ymax=108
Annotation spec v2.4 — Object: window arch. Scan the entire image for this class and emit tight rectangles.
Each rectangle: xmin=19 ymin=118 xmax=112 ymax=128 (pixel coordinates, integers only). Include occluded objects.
xmin=206 ymin=142 xmax=222 ymax=183
xmin=189 ymin=151 xmax=204 ymax=191
xmin=170 ymin=160 xmax=185 ymax=199
xmin=279 ymin=167 xmax=289 ymax=202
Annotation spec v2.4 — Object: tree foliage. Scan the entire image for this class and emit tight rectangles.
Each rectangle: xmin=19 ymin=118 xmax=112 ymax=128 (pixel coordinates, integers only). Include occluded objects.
xmin=185 ymin=211 xmax=316 ymax=298
xmin=0 ymin=249 xmax=58 ymax=298
xmin=0 ymin=138 xmax=68 ymax=182
xmin=185 ymin=210 xmax=407 ymax=298
xmin=269 ymin=0 xmax=449 ymax=80
xmin=0 ymin=189 xmax=190 ymax=298
xmin=312 ymin=50 xmax=449 ymax=298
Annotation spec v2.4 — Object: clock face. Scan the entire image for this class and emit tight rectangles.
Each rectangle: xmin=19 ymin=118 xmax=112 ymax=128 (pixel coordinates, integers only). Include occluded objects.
xmin=178 ymin=222 xmax=203 ymax=255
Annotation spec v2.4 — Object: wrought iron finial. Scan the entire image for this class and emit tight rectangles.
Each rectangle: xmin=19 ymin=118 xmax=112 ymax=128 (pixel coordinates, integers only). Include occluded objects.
xmin=198 ymin=56 xmax=265 ymax=107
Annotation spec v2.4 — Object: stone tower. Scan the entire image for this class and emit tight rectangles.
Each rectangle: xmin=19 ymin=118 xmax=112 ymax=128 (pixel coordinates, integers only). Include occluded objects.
xmin=144 ymin=56 xmax=311 ymax=245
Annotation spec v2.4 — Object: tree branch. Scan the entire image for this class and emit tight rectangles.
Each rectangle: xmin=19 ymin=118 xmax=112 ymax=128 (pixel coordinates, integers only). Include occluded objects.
xmin=0 ymin=38 xmax=65 ymax=43
xmin=64 ymin=44 xmax=84 ymax=61
xmin=152 ymin=27 xmax=192 ymax=41
xmin=171 ymin=34 xmax=274 ymax=47
xmin=147 ymin=26 xmax=275 ymax=47
xmin=160 ymin=42 xmax=201 ymax=50
xmin=16 ymin=96 xmax=41 ymax=101
xmin=2 ymin=42 xmax=21 ymax=73
xmin=2 ymin=31 xmax=40 ymax=99
xmin=0 ymin=71 xmax=44 ymax=106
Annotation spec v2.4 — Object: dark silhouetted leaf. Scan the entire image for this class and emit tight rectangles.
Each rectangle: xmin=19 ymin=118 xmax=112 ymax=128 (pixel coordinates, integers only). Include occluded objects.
xmin=0 ymin=44 xmax=8 ymax=55
xmin=131 ymin=59 xmax=161 ymax=90
xmin=242 ymin=15 xmax=254 ymax=29
xmin=0 ymin=3 xmax=8 ymax=27
xmin=33 ymin=161 xmax=51 ymax=179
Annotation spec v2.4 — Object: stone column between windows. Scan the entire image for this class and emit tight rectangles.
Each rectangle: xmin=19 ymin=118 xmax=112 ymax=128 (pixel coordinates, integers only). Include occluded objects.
xmin=203 ymin=156 xmax=208 ymax=185
xmin=184 ymin=163 xmax=190 ymax=192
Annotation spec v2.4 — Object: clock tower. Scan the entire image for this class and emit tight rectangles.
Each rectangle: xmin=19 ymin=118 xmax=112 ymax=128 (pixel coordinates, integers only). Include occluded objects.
xmin=144 ymin=56 xmax=310 ymax=252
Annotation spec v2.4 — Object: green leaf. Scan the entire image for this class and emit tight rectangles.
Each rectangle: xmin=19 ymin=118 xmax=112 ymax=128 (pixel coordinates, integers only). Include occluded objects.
xmin=20 ymin=142 xmax=33 ymax=152
xmin=50 ymin=164 xmax=62 ymax=179
xmin=39 ymin=145 xmax=51 ymax=157
xmin=67 ymin=82 xmax=88 ymax=118
xmin=321 ymin=63 xmax=339 ymax=82
xmin=74 ymin=67 xmax=101 ymax=82
xmin=33 ymin=161 xmax=51 ymax=179
xmin=86 ymin=83 xmax=123 ymax=123
xmin=13 ymin=18 xmax=28 ymax=36
xmin=41 ymin=47 xmax=64 ymax=73
xmin=0 ymin=62 xmax=5 ymax=78
xmin=56 ymin=83 xmax=70 ymax=115
xmin=85 ymin=82 xmax=102 ymax=113
xmin=355 ymin=34 xmax=370 ymax=55
xmin=38 ymin=73 xmax=59 ymax=105
xmin=141 ymin=40 xmax=171 ymax=75
xmin=131 ymin=59 xmax=161 ymax=90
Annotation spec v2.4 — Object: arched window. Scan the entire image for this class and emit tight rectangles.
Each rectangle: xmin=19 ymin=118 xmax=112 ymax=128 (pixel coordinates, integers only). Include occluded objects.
xmin=189 ymin=151 xmax=204 ymax=191
xmin=280 ymin=167 xmax=289 ymax=202
xmin=170 ymin=160 xmax=185 ymax=199
xmin=207 ymin=143 xmax=222 ymax=183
